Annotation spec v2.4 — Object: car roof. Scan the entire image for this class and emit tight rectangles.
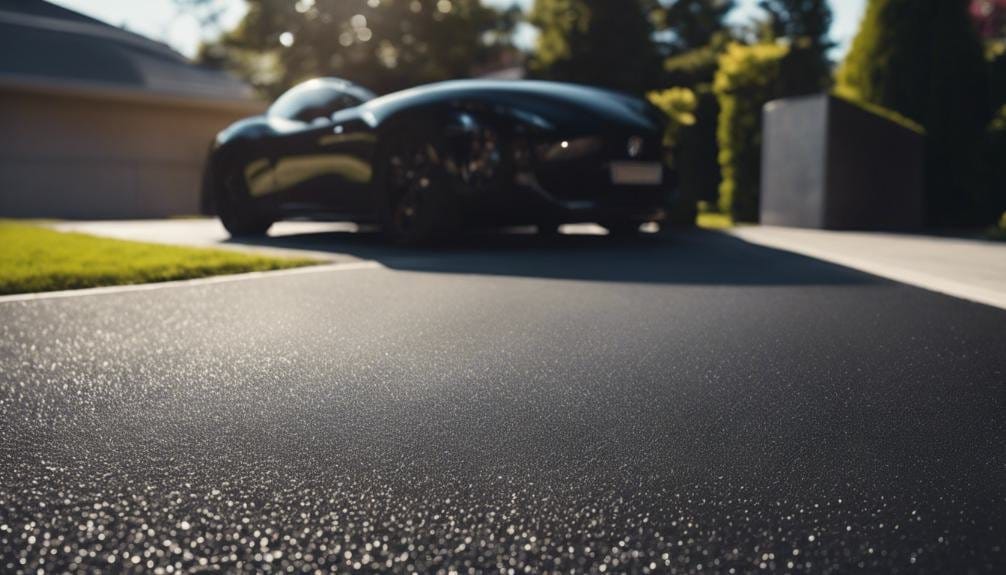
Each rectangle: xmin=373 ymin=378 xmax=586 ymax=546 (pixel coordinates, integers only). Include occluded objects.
xmin=361 ymin=79 xmax=659 ymax=132
xmin=289 ymin=77 xmax=377 ymax=103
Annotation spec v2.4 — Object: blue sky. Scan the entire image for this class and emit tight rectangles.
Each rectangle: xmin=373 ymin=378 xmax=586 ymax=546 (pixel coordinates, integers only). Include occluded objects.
xmin=49 ymin=0 xmax=867 ymax=59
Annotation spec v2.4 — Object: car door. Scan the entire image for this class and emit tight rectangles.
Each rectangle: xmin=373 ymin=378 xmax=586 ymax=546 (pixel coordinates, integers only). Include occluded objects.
xmin=268 ymin=87 xmax=371 ymax=215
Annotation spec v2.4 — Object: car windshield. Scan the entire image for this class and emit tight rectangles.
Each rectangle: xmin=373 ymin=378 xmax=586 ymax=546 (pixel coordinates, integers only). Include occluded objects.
xmin=269 ymin=80 xmax=374 ymax=122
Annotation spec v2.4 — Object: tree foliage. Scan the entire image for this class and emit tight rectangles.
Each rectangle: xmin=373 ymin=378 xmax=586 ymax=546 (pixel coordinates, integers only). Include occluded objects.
xmin=662 ymin=38 xmax=727 ymax=87
xmin=653 ymin=0 xmax=735 ymax=55
xmin=527 ymin=0 xmax=661 ymax=94
xmin=837 ymin=0 xmax=990 ymax=129
xmin=204 ymin=0 xmax=515 ymax=97
xmin=711 ymin=0 xmax=834 ymax=223
xmin=971 ymin=0 xmax=1006 ymax=41
xmin=758 ymin=0 xmax=833 ymax=94
xmin=837 ymin=0 xmax=997 ymax=225
xmin=647 ymin=87 xmax=698 ymax=150
xmin=649 ymin=1 xmax=737 ymax=225
xmin=758 ymin=0 xmax=831 ymax=49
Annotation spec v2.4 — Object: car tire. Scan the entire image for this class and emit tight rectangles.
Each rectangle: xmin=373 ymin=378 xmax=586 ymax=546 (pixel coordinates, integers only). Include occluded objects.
xmin=537 ymin=222 xmax=561 ymax=236
xmin=602 ymin=221 xmax=642 ymax=237
xmin=379 ymin=128 xmax=460 ymax=246
xmin=216 ymin=168 xmax=273 ymax=237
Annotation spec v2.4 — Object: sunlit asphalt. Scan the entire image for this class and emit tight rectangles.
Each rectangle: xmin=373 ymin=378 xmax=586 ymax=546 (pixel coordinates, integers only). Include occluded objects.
xmin=1 ymin=229 xmax=1004 ymax=573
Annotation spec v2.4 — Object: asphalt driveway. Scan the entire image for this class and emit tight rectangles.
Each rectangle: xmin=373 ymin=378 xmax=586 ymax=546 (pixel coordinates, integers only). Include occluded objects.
xmin=1 ymin=229 xmax=1003 ymax=573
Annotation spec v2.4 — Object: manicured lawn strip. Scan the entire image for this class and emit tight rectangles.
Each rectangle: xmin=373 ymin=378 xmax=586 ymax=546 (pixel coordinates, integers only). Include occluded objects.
xmin=0 ymin=222 xmax=320 ymax=295
xmin=696 ymin=212 xmax=734 ymax=230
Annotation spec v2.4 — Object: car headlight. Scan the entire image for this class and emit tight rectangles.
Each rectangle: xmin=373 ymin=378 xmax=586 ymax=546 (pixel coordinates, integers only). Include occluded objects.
xmin=536 ymin=137 xmax=603 ymax=162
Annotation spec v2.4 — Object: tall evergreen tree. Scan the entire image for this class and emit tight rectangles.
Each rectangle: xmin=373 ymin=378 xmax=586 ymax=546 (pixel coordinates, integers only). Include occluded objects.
xmin=653 ymin=0 xmax=735 ymax=55
xmin=203 ymin=0 xmax=512 ymax=96
xmin=758 ymin=0 xmax=833 ymax=94
xmin=528 ymin=0 xmax=662 ymax=94
xmin=758 ymin=0 xmax=832 ymax=48
xmin=838 ymin=0 xmax=994 ymax=225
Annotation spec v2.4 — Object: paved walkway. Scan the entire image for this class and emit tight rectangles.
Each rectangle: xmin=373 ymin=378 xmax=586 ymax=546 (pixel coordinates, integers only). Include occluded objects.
xmin=729 ymin=226 xmax=1006 ymax=310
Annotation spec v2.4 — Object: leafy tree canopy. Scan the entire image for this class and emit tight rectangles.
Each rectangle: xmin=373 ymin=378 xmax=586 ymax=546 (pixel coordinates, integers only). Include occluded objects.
xmin=652 ymin=0 xmax=736 ymax=55
xmin=758 ymin=0 xmax=832 ymax=50
xmin=527 ymin=0 xmax=662 ymax=94
xmin=756 ymin=0 xmax=833 ymax=93
xmin=203 ymin=0 xmax=517 ymax=96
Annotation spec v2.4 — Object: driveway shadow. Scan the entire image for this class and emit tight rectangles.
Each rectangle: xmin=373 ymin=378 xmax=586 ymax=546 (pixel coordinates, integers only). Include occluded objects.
xmin=226 ymin=226 xmax=880 ymax=287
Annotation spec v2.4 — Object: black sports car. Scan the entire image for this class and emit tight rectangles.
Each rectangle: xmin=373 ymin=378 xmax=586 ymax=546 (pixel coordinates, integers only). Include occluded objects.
xmin=204 ymin=77 xmax=671 ymax=244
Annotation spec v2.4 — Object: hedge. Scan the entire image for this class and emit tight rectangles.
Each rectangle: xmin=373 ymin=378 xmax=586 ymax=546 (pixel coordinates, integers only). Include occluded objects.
xmin=988 ymin=105 xmax=1006 ymax=222
xmin=832 ymin=88 xmax=925 ymax=134
xmin=713 ymin=42 xmax=788 ymax=222
xmin=836 ymin=0 xmax=995 ymax=226
xmin=647 ymin=87 xmax=698 ymax=153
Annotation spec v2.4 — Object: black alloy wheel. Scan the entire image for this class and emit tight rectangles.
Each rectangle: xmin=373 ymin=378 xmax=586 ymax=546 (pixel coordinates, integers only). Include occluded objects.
xmin=216 ymin=168 xmax=273 ymax=237
xmin=381 ymin=130 xmax=461 ymax=246
xmin=601 ymin=221 xmax=643 ymax=237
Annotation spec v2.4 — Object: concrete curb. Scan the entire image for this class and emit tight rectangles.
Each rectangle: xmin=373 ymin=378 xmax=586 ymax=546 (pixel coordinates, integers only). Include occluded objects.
xmin=0 ymin=261 xmax=384 ymax=304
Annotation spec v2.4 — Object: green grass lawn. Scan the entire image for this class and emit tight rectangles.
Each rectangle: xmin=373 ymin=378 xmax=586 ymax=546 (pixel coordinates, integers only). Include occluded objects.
xmin=0 ymin=221 xmax=320 ymax=295
xmin=696 ymin=211 xmax=734 ymax=230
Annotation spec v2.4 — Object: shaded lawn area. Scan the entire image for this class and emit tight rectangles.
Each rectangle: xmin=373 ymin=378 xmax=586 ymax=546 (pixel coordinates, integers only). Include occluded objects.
xmin=696 ymin=211 xmax=734 ymax=230
xmin=0 ymin=221 xmax=320 ymax=295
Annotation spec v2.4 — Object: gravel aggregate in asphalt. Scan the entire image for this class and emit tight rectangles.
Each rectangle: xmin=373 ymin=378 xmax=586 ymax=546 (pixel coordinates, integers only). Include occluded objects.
xmin=1 ymin=232 xmax=1003 ymax=573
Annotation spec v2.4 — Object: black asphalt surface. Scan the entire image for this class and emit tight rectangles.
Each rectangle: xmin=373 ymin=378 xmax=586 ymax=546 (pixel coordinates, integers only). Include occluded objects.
xmin=1 ymin=230 xmax=1004 ymax=574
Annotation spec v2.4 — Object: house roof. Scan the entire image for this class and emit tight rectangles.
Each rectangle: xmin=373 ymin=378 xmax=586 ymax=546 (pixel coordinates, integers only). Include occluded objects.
xmin=0 ymin=0 xmax=261 ymax=108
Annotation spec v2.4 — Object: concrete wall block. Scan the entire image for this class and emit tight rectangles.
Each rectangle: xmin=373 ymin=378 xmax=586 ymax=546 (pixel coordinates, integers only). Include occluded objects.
xmin=761 ymin=96 xmax=829 ymax=228
xmin=760 ymin=94 xmax=925 ymax=230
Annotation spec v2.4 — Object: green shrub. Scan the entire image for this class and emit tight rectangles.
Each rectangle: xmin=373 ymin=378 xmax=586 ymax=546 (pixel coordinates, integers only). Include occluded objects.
xmin=984 ymin=51 xmax=1006 ymax=226
xmin=987 ymin=211 xmax=1006 ymax=241
xmin=713 ymin=42 xmax=788 ymax=222
xmin=678 ymin=87 xmax=723 ymax=205
xmin=528 ymin=0 xmax=661 ymax=95
xmin=987 ymin=105 xmax=1006 ymax=223
xmin=663 ymin=43 xmax=721 ymax=88
xmin=988 ymin=42 xmax=1006 ymax=112
xmin=647 ymin=86 xmax=704 ymax=226
xmin=991 ymin=104 xmax=1006 ymax=133
xmin=660 ymin=37 xmax=730 ymax=225
xmin=646 ymin=87 xmax=698 ymax=152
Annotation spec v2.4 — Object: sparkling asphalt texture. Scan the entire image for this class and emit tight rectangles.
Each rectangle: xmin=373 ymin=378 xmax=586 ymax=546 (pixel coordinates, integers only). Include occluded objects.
xmin=1 ymin=231 xmax=1004 ymax=574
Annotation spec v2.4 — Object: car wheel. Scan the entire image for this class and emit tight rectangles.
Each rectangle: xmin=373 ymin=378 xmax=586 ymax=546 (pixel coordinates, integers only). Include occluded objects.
xmin=216 ymin=168 xmax=273 ymax=237
xmin=380 ymin=130 xmax=459 ymax=246
xmin=602 ymin=221 xmax=642 ymax=237
xmin=537 ymin=222 xmax=561 ymax=236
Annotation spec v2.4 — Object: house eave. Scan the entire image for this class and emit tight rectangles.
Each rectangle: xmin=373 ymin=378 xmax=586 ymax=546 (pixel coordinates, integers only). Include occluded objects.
xmin=0 ymin=73 xmax=267 ymax=114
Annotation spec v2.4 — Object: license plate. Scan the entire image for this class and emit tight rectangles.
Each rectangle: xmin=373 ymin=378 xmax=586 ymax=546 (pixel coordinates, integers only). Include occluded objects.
xmin=610 ymin=162 xmax=663 ymax=185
